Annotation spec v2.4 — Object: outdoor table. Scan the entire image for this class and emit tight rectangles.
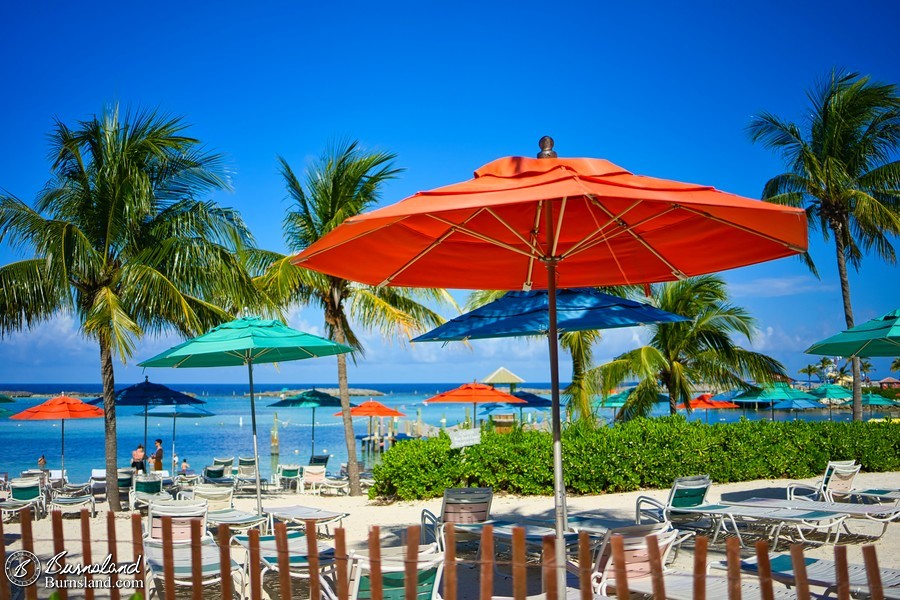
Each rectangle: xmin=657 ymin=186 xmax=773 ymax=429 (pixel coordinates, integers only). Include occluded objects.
xmin=263 ymin=505 xmax=348 ymax=536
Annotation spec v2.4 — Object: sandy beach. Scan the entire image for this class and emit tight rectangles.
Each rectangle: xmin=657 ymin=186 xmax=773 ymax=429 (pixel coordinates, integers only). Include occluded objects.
xmin=5 ymin=470 xmax=899 ymax=598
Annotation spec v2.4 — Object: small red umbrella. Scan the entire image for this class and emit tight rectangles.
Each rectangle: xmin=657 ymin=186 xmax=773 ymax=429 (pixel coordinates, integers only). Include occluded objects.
xmin=676 ymin=393 xmax=740 ymax=410
xmin=425 ymin=382 xmax=525 ymax=428
xmin=11 ymin=395 xmax=105 ymax=474
xmin=336 ymin=400 xmax=406 ymax=453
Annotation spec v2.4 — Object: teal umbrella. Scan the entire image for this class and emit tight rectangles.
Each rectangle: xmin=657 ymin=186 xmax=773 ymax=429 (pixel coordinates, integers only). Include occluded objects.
xmin=139 ymin=317 xmax=353 ymax=513
xmin=806 ymin=309 xmax=900 ymax=357
xmin=141 ymin=404 xmax=215 ymax=473
xmin=809 ymin=384 xmax=852 ymax=400
xmin=734 ymin=383 xmax=816 ymax=420
xmin=269 ymin=389 xmax=353 ymax=457
xmin=855 ymin=393 xmax=899 ymax=407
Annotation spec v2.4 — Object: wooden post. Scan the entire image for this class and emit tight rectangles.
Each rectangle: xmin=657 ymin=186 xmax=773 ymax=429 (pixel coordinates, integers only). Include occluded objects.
xmin=20 ymin=510 xmax=36 ymax=600
xmin=693 ymin=535 xmax=708 ymax=600
xmin=578 ymin=531 xmax=592 ymax=600
xmin=190 ymin=519 xmax=203 ymax=600
xmin=444 ymin=525 xmax=457 ymax=600
xmin=306 ymin=520 xmax=321 ymax=600
xmin=247 ymin=528 xmax=262 ymax=600
xmin=479 ymin=524 xmax=494 ymax=600
xmin=217 ymin=525 xmax=233 ymax=600
xmin=755 ymin=540 xmax=774 ymax=600
xmin=368 ymin=526 xmax=383 ymax=600
xmin=79 ymin=510 xmax=96 ymax=600
xmin=274 ymin=522 xmax=292 ymax=599
xmin=335 ymin=528 xmax=349 ymax=600
xmin=405 ymin=525 xmax=421 ymax=600
xmin=789 ymin=544 xmax=811 ymax=600
xmin=862 ymin=545 xmax=885 ymax=600
xmin=511 ymin=527 xmax=526 ymax=600
xmin=160 ymin=516 xmax=175 ymax=600
xmin=0 ymin=517 xmax=9 ymax=600
xmin=834 ymin=544 xmax=851 ymax=600
xmin=103 ymin=511 xmax=120 ymax=600
xmin=51 ymin=511 xmax=67 ymax=599
xmin=611 ymin=534 xmax=629 ymax=600
xmin=725 ymin=537 xmax=742 ymax=600
xmin=542 ymin=535 xmax=557 ymax=600
xmin=646 ymin=534 xmax=666 ymax=600
xmin=129 ymin=512 xmax=143 ymax=588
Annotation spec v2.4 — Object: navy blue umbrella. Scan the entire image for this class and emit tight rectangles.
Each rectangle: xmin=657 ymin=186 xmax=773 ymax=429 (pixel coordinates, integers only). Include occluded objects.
xmin=413 ymin=288 xmax=688 ymax=341
xmin=91 ymin=376 xmax=205 ymax=449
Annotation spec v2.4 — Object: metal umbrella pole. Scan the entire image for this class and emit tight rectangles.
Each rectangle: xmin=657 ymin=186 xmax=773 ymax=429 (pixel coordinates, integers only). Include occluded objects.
xmin=247 ymin=360 xmax=262 ymax=515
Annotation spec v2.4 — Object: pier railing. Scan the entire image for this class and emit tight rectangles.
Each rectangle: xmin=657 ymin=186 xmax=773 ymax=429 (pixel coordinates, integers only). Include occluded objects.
xmin=0 ymin=508 xmax=891 ymax=600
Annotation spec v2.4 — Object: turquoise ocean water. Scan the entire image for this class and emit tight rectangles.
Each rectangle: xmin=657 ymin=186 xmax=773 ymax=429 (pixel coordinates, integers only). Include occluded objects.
xmin=0 ymin=382 xmax=882 ymax=483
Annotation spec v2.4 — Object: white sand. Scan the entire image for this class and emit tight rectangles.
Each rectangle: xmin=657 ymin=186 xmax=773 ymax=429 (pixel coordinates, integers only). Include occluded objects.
xmin=7 ymin=471 xmax=900 ymax=597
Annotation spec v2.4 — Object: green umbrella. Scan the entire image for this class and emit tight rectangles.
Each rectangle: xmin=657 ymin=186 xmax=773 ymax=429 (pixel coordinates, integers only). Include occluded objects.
xmin=809 ymin=384 xmax=852 ymax=400
xmin=139 ymin=316 xmax=353 ymax=513
xmin=806 ymin=309 xmax=900 ymax=357
xmin=269 ymin=389 xmax=353 ymax=457
xmin=855 ymin=393 xmax=899 ymax=407
xmin=0 ymin=394 xmax=15 ymax=403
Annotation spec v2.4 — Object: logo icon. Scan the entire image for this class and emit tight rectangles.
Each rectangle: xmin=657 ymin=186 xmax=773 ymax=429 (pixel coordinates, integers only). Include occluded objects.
xmin=5 ymin=550 xmax=41 ymax=587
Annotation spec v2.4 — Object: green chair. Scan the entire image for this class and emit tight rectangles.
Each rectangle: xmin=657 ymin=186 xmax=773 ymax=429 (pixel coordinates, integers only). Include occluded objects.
xmin=321 ymin=544 xmax=443 ymax=600
xmin=277 ymin=464 xmax=302 ymax=493
xmin=130 ymin=475 xmax=172 ymax=510
xmin=636 ymin=474 xmax=712 ymax=526
xmin=1 ymin=478 xmax=45 ymax=520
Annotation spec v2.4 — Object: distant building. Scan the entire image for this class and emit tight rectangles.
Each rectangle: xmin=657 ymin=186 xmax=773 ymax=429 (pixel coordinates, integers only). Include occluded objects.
xmin=878 ymin=377 xmax=900 ymax=390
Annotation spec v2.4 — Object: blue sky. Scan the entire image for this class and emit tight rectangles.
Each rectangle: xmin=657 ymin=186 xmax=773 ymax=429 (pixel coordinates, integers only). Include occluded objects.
xmin=0 ymin=0 xmax=898 ymax=386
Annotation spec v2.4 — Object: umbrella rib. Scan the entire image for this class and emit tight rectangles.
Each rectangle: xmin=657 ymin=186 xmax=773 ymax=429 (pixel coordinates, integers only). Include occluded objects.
xmin=550 ymin=197 xmax=567 ymax=257
xmin=677 ymin=206 xmax=807 ymax=252
xmin=428 ymin=212 xmax=541 ymax=257
xmin=559 ymin=199 xmax=643 ymax=259
xmin=296 ymin=216 xmax=408 ymax=263
xmin=524 ymin=202 xmax=544 ymax=289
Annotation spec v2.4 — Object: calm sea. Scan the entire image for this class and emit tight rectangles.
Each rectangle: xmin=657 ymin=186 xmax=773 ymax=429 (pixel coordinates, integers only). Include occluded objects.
xmin=0 ymin=382 xmax=877 ymax=482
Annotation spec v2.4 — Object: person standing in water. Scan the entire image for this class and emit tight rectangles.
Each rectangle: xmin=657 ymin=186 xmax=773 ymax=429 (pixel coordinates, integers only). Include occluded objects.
xmin=131 ymin=444 xmax=146 ymax=473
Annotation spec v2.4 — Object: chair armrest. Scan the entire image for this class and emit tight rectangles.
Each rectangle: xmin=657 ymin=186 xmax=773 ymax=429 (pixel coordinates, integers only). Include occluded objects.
xmin=635 ymin=495 xmax=666 ymax=523
xmin=421 ymin=508 xmax=440 ymax=544
xmin=787 ymin=482 xmax=818 ymax=500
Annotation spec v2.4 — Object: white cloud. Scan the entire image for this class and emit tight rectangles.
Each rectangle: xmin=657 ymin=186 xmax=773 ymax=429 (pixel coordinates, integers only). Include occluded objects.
xmin=728 ymin=276 xmax=836 ymax=298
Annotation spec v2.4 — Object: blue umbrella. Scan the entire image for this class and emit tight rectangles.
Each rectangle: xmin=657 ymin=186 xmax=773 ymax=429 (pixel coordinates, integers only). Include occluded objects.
xmin=480 ymin=391 xmax=554 ymax=421
xmin=414 ymin=288 xmax=689 ymax=342
xmin=90 ymin=376 xmax=206 ymax=449
xmin=771 ymin=398 xmax=823 ymax=410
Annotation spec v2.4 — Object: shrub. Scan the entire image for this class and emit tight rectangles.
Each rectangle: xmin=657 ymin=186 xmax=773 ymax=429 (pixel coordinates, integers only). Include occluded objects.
xmin=371 ymin=417 xmax=900 ymax=500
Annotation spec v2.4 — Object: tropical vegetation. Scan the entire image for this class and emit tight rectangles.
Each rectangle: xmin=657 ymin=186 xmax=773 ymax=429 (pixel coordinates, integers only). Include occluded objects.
xmin=373 ymin=417 xmax=900 ymax=500
xmin=254 ymin=140 xmax=453 ymax=495
xmin=591 ymin=276 xmax=785 ymax=418
xmin=0 ymin=107 xmax=261 ymax=509
xmin=749 ymin=70 xmax=900 ymax=420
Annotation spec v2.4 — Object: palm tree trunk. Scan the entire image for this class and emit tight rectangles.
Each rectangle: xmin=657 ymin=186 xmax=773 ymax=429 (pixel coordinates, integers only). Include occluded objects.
xmin=100 ymin=340 xmax=121 ymax=511
xmin=333 ymin=323 xmax=362 ymax=496
xmin=832 ymin=221 xmax=862 ymax=421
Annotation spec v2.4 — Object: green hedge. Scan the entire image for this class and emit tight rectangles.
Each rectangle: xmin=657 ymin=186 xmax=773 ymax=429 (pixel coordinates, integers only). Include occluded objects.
xmin=371 ymin=417 xmax=900 ymax=500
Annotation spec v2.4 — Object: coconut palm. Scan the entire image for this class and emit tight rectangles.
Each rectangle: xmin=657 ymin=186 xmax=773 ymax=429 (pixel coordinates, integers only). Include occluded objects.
xmin=892 ymin=358 xmax=900 ymax=374
xmin=255 ymin=140 xmax=453 ymax=495
xmin=799 ymin=364 xmax=819 ymax=388
xmin=817 ymin=357 xmax=835 ymax=382
xmin=592 ymin=276 xmax=785 ymax=418
xmin=859 ymin=359 xmax=875 ymax=383
xmin=0 ymin=106 xmax=261 ymax=509
xmin=749 ymin=70 xmax=900 ymax=420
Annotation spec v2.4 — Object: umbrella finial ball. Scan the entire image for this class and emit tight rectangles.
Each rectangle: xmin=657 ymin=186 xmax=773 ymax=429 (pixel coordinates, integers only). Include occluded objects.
xmin=537 ymin=136 xmax=557 ymax=158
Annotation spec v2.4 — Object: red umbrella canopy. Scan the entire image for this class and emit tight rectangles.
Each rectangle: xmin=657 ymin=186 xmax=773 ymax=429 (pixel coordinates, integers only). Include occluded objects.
xmin=425 ymin=383 xmax=526 ymax=405
xmin=294 ymin=155 xmax=807 ymax=289
xmin=676 ymin=393 xmax=740 ymax=410
xmin=335 ymin=400 xmax=406 ymax=418
xmin=11 ymin=395 xmax=104 ymax=421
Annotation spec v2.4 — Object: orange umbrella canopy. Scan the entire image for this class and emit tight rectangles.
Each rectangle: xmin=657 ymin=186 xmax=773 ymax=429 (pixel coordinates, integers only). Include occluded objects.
xmin=294 ymin=155 xmax=807 ymax=290
xmin=11 ymin=395 xmax=104 ymax=421
xmin=425 ymin=382 xmax=526 ymax=405
xmin=676 ymin=393 xmax=740 ymax=410
xmin=335 ymin=400 xmax=406 ymax=418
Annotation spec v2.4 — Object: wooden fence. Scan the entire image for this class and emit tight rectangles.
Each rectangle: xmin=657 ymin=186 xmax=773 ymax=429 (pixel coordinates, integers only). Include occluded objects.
xmin=0 ymin=509 xmax=891 ymax=600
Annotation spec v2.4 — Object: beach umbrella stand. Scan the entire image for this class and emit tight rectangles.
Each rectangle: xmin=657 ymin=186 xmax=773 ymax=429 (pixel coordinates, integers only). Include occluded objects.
xmin=139 ymin=317 xmax=352 ymax=514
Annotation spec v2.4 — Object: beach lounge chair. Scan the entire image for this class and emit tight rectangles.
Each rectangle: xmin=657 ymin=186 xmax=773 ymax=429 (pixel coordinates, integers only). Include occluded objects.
xmin=1 ymin=478 xmax=46 ymax=520
xmin=213 ymin=456 xmax=235 ymax=471
xmin=47 ymin=469 xmax=67 ymax=488
xmin=145 ymin=498 xmax=209 ymax=542
xmin=265 ymin=505 xmax=349 ymax=537
xmin=320 ymin=543 xmax=443 ymax=600
xmin=117 ymin=468 xmax=135 ymax=504
xmin=421 ymin=487 xmax=493 ymax=545
xmin=300 ymin=465 xmax=327 ymax=494
xmin=89 ymin=469 xmax=106 ymax=497
xmin=309 ymin=454 xmax=330 ymax=467
xmin=636 ymin=474 xmax=713 ymax=530
xmin=788 ymin=461 xmax=861 ymax=502
xmin=712 ymin=552 xmax=900 ymax=599
xmin=48 ymin=483 xmax=95 ymax=517
xmin=142 ymin=536 xmax=243 ymax=598
xmin=202 ymin=464 xmax=235 ymax=487
xmin=130 ymin=475 xmax=172 ymax=510
xmin=181 ymin=484 xmax=267 ymax=533
xmin=234 ymin=529 xmax=336 ymax=585
xmin=276 ymin=464 xmax=302 ymax=493
xmin=235 ymin=457 xmax=268 ymax=493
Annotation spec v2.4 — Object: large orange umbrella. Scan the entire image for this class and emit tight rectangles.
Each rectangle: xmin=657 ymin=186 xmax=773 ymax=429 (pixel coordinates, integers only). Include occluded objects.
xmin=336 ymin=400 xmax=406 ymax=453
xmin=425 ymin=382 xmax=525 ymax=428
xmin=293 ymin=138 xmax=808 ymax=572
xmin=11 ymin=395 xmax=105 ymax=474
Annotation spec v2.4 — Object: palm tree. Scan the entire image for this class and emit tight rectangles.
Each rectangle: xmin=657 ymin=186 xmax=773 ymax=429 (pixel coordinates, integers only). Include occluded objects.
xmin=892 ymin=358 xmax=900 ymax=374
xmin=799 ymin=364 xmax=819 ymax=388
xmin=592 ymin=276 xmax=785 ymax=418
xmin=0 ymin=107 xmax=261 ymax=509
xmin=749 ymin=70 xmax=900 ymax=420
xmin=817 ymin=357 xmax=835 ymax=382
xmin=255 ymin=141 xmax=453 ymax=495
xmin=859 ymin=359 xmax=875 ymax=383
